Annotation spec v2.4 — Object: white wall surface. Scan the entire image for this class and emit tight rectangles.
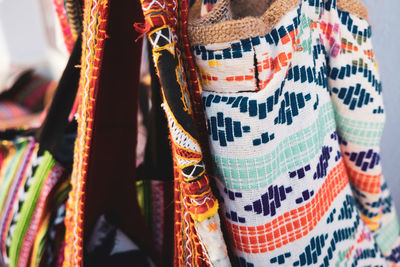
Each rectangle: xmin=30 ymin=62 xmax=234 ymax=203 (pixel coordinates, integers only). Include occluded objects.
xmin=0 ymin=0 xmax=67 ymax=79
xmin=0 ymin=0 xmax=47 ymax=65
xmin=361 ymin=0 xmax=400 ymax=212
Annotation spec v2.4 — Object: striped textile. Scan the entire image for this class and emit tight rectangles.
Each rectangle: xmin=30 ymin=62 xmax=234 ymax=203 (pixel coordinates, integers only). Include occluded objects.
xmin=0 ymin=138 xmax=69 ymax=266
xmin=188 ymin=0 xmax=400 ymax=266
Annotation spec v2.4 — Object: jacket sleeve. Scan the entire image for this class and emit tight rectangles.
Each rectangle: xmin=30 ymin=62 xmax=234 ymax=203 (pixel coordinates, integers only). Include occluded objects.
xmin=327 ymin=2 xmax=400 ymax=260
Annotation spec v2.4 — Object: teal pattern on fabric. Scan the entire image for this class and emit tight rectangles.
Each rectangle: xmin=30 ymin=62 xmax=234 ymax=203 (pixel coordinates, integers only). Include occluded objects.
xmin=334 ymin=111 xmax=384 ymax=147
xmin=213 ymin=102 xmax=336 ymax=190
xmin=376 ymin=216 xmax=400 ymax=254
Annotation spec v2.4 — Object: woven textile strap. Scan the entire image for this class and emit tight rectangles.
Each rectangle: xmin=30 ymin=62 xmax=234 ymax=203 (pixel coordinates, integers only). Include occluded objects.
xmin=139 ymin=0 xmax=231 ymax=266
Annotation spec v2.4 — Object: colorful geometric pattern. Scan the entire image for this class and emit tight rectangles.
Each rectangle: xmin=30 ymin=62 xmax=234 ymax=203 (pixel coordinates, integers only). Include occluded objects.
xmin=187 ymin=0 xmax=400 ymax=265
xmin=139 ymin=0 xmax=231 ymax=265
xmin=0 ymin=138 xmax=68 ymax=267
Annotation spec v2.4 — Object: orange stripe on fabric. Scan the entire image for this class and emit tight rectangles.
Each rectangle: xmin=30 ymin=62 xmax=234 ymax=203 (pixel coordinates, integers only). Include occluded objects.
xmin=341 ymin=42 xmax=359 ymax=52
xmin=346 ymin=167 xmax=381 ymax=194
xmin=63 ymin=1 xmax=109 ymax=266
xmin=226 ymin=160 xmax=349 ymax=254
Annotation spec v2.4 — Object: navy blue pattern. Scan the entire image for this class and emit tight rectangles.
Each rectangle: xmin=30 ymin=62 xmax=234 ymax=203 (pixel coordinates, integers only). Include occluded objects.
xmin=206 ymin=112 xmax=251 ymax=147
xmin=344 ymin=149 xmax=380 ymax=171
xmin=289 ymin=164 xmax=311 ymax=179
xmin=244 ymin=185 xmax=293 ymax=217
xmin=326 ymin=208 xmax=336 ymax=224
xmin=313 ymin=146 xmax=333 ymax=179
xmin=270 ymin=252 xmax=291 ymax=265
xmin=236 ymin=257 xmax=255 ymax=267
xmin=328 ymin=58 xmax=382 ymax=95
xmin=295 ymin=189 xmax=315 ymax=204
xmin=293 ymin=234 xmax=329 ymax=266
xmin=331 ymin=84 xmax=374 ymax=110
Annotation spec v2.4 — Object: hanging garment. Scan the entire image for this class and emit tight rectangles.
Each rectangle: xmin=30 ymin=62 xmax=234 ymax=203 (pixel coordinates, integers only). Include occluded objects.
xmin=63 ymin=1 xmax=157 ymax=266
xmin=0 ymin=35 xmax=82 ymax=267
xmin=186 ymin=0 xmax=400 ymax=266
xmin=0 ymin=1 xmax=84 ymax=266
xmin=139 ymin=0 xmax=232 ymax=265
xmin=135 ymin=41 xmax=175 ymax=265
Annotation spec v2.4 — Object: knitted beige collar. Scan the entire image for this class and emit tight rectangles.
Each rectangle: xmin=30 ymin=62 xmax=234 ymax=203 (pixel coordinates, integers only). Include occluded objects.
xmin=188 ymin=0 xmax=368 ymax=46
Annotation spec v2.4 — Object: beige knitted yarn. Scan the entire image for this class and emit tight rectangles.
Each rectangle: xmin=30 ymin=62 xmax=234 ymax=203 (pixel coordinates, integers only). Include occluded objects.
xmin=188 ymin=0 xmax=369 ymax=46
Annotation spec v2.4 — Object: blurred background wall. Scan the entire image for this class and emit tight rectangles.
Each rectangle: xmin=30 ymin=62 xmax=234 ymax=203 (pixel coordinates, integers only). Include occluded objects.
xmin=0 ymin=0 xmax=68 ymax=80
xmin=361 ymin=0 xmax=400 ymax=212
